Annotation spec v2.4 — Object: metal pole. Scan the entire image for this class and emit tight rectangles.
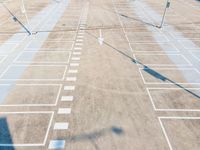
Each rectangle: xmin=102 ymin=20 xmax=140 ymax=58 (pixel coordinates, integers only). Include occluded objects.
xmin=159 ymin=0 xmax=170 ymax=28
xmin=1 ymin=3 xmax=31 ymax=35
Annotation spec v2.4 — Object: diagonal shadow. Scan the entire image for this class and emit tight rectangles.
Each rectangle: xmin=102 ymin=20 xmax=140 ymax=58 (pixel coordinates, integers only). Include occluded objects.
xmin=62 ymin=126 xmax=124 ymax=150
xmin=90 ymin=4 xmax=158 ymax=28
xmin=86 ymin=31 xmax=200 ymax=99
xmin=0 ymin=118 xmax=15 ymax=150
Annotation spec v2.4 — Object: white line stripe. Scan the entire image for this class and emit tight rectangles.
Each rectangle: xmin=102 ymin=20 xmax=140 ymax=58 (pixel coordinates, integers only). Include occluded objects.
xmin=48 ymin=140 xmax=65 ymax=149
xmin=68 ymin=69 xmax=78 ymax=73
xmin=58 ymin=108 xmax=71 ymax=114
xmin=70 ymin=63 xmax=79 ymax=67
xmin=54 ymin=122 xmax=69 ymax=130
xmin=75 ymin=43 xmax=83 ymax=46
xmin=74 ymin=47 xmax=82 ymax=50
xmin=77 ymin=36 xmax=84 ymax=38
xmin=73 ymin=52 xmax=81 ymax=55
xmin=78 ymin=32 xmax=84 ymax=35
xmin=76 ymin=39 xmax=83 ymax=41
xmin=71 ymin=57 xmax=80 ymax=61
xmin=61 ymin=96 xmax=74 ymax=101
xmin=64 ymin=86 xmax=75 ymax=90
xmin=66 ymin=77 xmax=77 ymax=81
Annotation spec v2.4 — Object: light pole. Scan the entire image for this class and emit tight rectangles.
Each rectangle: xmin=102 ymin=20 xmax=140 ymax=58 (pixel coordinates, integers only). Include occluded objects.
xmin=159 ymin=0 xmax=171 ymax=28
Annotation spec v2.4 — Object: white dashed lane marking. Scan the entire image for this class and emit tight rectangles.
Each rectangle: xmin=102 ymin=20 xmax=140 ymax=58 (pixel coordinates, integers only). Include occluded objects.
xmin=66 ymin=77 xmax=77 ymax=81
xmin=58 ymin=108 xmax=71 ymax=114
xmin=61 ymin=96 xmax=74 ymax=101
xmin=68 ymin=69 xmax=78 ymax=73
xmin=70 ymin=63 xmax=79 ymax=67
xmin=54 ymin=122 xmax=69 ymax=130
xmin=48 ymin=140 xmax=65 ymax=149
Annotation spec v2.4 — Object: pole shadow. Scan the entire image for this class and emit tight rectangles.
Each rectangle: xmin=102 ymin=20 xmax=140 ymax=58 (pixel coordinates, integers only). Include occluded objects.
xmin=0 ymin=117 xmax=15 ymax=150
xmin=86 ymin=31 xmax=200 ymax=99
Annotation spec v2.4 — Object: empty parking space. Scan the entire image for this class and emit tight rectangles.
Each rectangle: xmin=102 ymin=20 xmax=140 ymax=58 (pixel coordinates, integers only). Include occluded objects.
xmin=135 ymin=54 xmax=191 ymax=67
xmin=147 ymin=88 xmax=200 ymax=111
xmin=26 ymin=41 xmax=74 ymax=51
xmin=0 ymin=84 xmax=61 ymax=106
xmin=0 ymin=65 xmax=67 ymax=80
xmin=0 ymin=112 xmax=53 ymax=146
xmin=15 ymin=51 xmax=71 ymax=63
xmin=140 ymin=68 xmax=200 ymax=84
xmin=131 ymin=43 xmax=178 ymax=52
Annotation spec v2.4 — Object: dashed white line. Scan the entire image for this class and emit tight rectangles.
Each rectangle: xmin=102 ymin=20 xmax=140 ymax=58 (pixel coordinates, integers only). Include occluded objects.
xmin=66 ymin=77 xmax=77 ymax=81
xmin=71 ymin=57 xmax=80 ymax=61
xmin=68 ymin=69 xmax=78 ymax=73
xmin=61 ymin=96 xmax=74 ymax=101
xmin=54 ymin=122 xmax=69 ymax=130
xmin=48 ymin=140 xmax=65 ymax=149
xmin=73 ymin=52 xmax=81 ymax=55
xmin=58 ymin=108 xmax=71 ymax=114
xmin=74 ymin=47 xmax=82 ymax=50
xmin=64 ymin=86 xmax=75 ymax=91
xmin=70 ymin=63 xmax=79 ymax=67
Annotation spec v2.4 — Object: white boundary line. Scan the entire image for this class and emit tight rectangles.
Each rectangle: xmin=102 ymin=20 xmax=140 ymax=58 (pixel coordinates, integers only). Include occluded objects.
xmin=0 ymin=111 xmax=54 ymax=147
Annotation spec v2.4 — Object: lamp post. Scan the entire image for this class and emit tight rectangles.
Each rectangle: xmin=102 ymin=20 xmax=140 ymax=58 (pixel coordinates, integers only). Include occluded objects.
xmin=159 ymin=0 xmax=171 ymax=28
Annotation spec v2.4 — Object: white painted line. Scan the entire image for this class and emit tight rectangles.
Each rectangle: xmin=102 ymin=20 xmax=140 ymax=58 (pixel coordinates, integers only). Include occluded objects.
xmin=76 ymin=39 xmax=83 ymax=42
xmin=78 ymin=32 xmax=85 ymax=35
xmin=54 ymin=122 xmax=69 ymax=130
xmin=74 ymin=47 xmax=82 ymax=50
xmin=68 ymin=69 xmax=78 ymax=73
xmin=75 ymin=43 xmax=83 ymax=46
xmin=48 ymin=140 xmax=65 ymax=149
xmin=70 ymin=63 xmax=79 ymax=67
xmin=64 ymin=86 xmax=75 ymax=91
xmin=71 ymin=57 xmax=80 ymax=61
xmin=77 ymin=36 xmax=84 ymax=38
xmin=66 ymin=77 xmax=77 ymax=81
xmin=58 ymin=108 xmax=71 ymax=114
xmin=61 ymin=96 xmax=74 ymax=101
xmin=73 ymin=52 xmax=81 ymax=55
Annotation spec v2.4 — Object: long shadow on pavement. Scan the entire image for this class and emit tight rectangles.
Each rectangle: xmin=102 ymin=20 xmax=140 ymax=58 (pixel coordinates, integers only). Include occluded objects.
xmin=62 ymin=126 xmax=124 ymax=150
xmin=0 ymin=118 xmax=15 ymax=150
